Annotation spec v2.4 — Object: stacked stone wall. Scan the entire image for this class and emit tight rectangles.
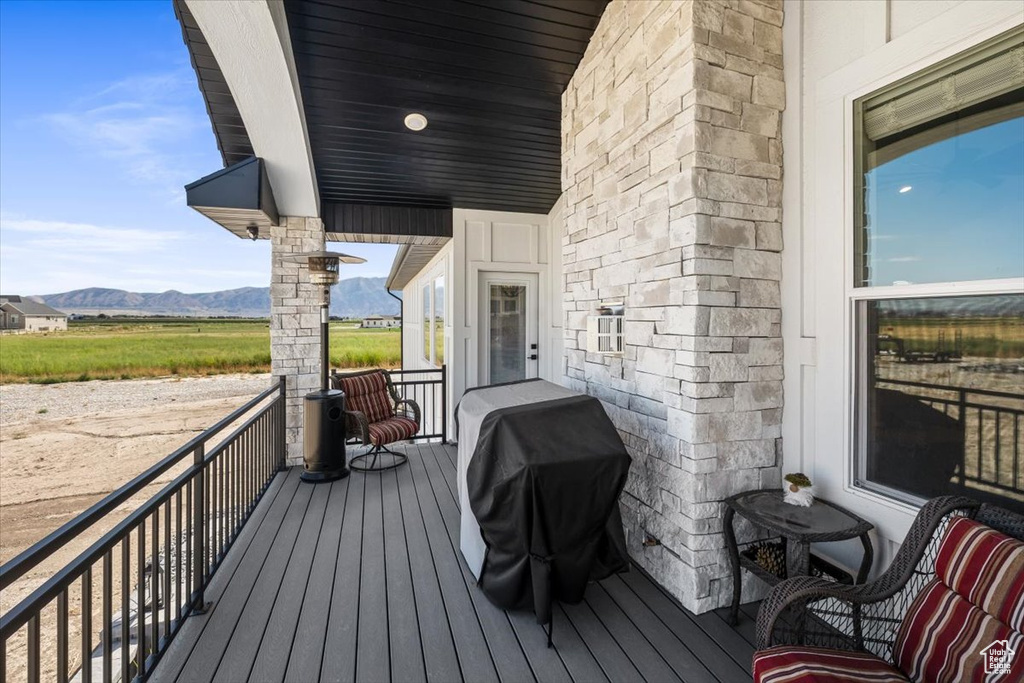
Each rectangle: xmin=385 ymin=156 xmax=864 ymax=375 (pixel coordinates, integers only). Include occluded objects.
xmin=561 ymin=0 xmax=785 ymax=612
xmin=270 ymin=216 xmax=326 ymax=466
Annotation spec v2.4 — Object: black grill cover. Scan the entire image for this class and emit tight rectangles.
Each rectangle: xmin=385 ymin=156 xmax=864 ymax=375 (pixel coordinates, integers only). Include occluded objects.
xmin=466 ymin=392 xmax=631 ymax=625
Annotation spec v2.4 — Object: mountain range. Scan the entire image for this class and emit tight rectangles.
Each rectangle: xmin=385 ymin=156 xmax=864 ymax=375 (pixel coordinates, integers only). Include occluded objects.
xmin=33 ymin=277 xmax=401 ymax=318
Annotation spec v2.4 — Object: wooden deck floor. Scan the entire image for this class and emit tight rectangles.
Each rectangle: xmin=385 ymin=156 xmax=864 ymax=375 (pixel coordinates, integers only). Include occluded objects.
xmin=151 ymin=443 xmax=757 ymax=683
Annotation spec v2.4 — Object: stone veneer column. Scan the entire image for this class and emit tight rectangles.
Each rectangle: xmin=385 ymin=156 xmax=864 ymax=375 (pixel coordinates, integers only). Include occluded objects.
xmin=560 ymin=0 xmax=785 ymax=612
xmin=270 ymin=216 xmax=326 ymax=467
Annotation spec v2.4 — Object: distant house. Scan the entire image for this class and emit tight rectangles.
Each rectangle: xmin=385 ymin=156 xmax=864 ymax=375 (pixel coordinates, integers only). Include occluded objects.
xmin=360 ymin=314 xmax=400 ymax=329
xmin=0 ymin=296 xmax=68 ymax=332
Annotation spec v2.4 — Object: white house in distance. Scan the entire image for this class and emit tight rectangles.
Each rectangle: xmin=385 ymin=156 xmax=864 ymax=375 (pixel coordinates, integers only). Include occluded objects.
xmin=360 ymin=314 xmax=400 ymax=329
xmin=0 ymin=296 xmax=68 ymax=332
xmin=179 ymin=0 xmax=1024 ymax=615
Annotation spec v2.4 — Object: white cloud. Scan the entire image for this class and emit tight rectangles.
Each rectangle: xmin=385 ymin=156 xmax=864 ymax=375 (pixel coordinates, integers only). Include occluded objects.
xmin=888 ymin=256 xmax=921 ymax=263
xmin=43 ymin=71 xmax=206 ymax=194
xmin=1 ymin=217 xmax=183 ymax=254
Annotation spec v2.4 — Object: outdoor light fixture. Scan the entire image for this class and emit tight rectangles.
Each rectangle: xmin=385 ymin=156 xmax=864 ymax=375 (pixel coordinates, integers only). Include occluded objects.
xmin=404 ymin=112 xmax=428 ymax=131
xmin=282 ymin=249 xmax=366 ymax=482
xmin=247 ymin=225 xmax=259 ymax=241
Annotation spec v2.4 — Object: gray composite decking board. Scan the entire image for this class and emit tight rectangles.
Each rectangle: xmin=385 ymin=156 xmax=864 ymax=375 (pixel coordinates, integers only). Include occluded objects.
xmin=356 ymin=471 xmax=390 ymax=683
xmin=150 ymin=443 xmax=760 ymax=683
xmin=319 ymin=469 xmax=365 ymax=683
xmin=245 ymin=480 xmax=331 ymax=683
xmin=724 ymin=602 xmax=761 ymax=648
xmin=617 ymin=565 xmax=754 ymax=680
xmin=381 ymin=467 xmax=426 ymax=683
xmin=600 ymin=577 xmax=722 ymax=683
xmin=418 ymin=443 xmax=538 ymax=683
xmin=406 ymin=446 xmax=500 ymax=683
xmin=431 ymin=440 xmax=743 ymax=682
xmin=283 ymin=473 xmax=351 ymax=683
xmin=150 ymin=470 xmax=300 ymax=683
xmin=394 ymin=456 xmax=463 ymax=682
xmin=189 ymin=475 xmax=315 ymax=683
xmin=425 ymin=444 xmax=606 ymax=683
xmin=560 ymin=599 xmax=645 ymax=682
xmin=582 ymin=584 xmax=684 ymax=683
xmin=504 ymin=610 xmax=575 ymax=683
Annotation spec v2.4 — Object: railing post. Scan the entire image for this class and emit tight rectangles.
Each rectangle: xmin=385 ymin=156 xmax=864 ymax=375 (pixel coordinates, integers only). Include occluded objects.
xmin=958 ymin=388 xmax=967 ymax=488
xmin=441 ymin=364 xmax=448 ymax=444
xmin=191 ymin=443 xmax=209 ymax=615
xmin=277 ymin=375 xmax=287 ymax=469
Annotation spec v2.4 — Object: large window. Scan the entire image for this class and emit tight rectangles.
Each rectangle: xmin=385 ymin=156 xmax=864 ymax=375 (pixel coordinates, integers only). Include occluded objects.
xmin=852 ymin=27 xmax=1024 ymax=514
xmin=422 ymin=284 xmax=431 ymax=363
xmin=434 ymin=276 xmax=445 ymax=367
xmin=421 ymin=274 xmax=445 ymax=367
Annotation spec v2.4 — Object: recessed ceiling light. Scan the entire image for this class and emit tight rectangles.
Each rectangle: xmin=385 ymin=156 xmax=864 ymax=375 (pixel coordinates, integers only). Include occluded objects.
xmin=899 ymin=185 xmax=913 ymax=193
xmin=404 ymin=113 xmax=428 ymax=131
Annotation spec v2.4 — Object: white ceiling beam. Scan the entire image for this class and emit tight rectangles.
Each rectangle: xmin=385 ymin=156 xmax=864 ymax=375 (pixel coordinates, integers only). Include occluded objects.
xmin=185 ymin=0 xmax=319 ymax=218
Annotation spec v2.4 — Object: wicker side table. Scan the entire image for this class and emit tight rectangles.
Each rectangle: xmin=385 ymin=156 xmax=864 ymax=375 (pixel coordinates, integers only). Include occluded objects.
xmin=724 ymin=489 xmax=874 ymax=625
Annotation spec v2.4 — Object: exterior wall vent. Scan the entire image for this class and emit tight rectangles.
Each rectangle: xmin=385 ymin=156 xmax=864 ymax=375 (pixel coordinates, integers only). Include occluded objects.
xmin=587 ymin=302 xmax=624 ymax=356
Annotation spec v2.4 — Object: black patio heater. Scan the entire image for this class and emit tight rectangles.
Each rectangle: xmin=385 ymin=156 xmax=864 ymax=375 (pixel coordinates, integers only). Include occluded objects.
xmin=282 ymin=250 xmax=366 ymax=482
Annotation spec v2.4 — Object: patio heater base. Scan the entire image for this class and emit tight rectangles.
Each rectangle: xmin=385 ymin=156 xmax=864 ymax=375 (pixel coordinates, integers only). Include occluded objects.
xmin=300 ymin=389 xmax=349 ymax=483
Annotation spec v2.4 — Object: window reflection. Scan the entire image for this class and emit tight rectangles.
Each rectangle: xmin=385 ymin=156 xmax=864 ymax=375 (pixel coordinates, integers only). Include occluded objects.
xmin=857 ymin=294 xmax=1024 ymax=513
xmin=855 ymin=97 xmax=1024 ymax=287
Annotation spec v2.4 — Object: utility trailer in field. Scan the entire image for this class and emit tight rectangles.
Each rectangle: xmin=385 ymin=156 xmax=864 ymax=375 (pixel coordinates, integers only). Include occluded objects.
xmin=876 ymin=329 xmax=964 ymax=363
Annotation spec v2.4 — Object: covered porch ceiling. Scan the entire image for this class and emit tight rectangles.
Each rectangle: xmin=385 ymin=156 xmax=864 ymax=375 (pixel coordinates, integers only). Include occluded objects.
xmin=178 ymin=0 xmax=608 ymax=236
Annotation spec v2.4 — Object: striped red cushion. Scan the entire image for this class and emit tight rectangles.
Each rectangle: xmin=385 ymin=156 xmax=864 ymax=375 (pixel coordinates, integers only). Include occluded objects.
xmin=935 ymin=517 xmax=1024 ymax=631
xmin=753 ymin=646 xmax=908 ymax=682
xmin=367 ymin=416 xmax=418 ymax=446
xmin=893 ymin=577 xmax=1024 ymax=682
xmin=894 ymin=517 xmax=1024 ymax=682
xmin=338 ymin=371 xmax=394 ymax=424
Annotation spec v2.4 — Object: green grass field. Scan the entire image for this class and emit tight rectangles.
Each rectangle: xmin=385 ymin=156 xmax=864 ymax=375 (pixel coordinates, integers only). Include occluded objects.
xmin=0 ymin=319 xmax=402 ymax=384
xmin=878 ymin=316 xmax=1024 ymax=358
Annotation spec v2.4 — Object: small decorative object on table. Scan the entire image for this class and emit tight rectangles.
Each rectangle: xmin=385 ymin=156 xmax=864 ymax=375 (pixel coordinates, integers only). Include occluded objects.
xmin=743 ymin=541 xmax=787 ymax=578
xmin=783 ymin=472 xmax=814 ymax=506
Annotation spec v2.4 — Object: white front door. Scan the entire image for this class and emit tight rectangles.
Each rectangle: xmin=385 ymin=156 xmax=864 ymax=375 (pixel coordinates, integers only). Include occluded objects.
xmin=478 ymin=271 xmax=539 ymax=385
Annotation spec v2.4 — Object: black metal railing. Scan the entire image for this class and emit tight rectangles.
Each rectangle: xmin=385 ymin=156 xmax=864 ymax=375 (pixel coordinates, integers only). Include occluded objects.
xmin=877 ymin=378 xmax=1023 ymax=497
xmin=389 ymin=365 xmax=447 ymax=443
xmin=0 ymin=377 xmax=286 ymax=683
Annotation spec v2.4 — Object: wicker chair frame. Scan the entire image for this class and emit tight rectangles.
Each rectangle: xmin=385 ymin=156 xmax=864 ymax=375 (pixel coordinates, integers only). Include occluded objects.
xmin=329 ymin=368 xmax=421 ymax=471
xmin=755 ymin=495 xmax=1024 ymax=662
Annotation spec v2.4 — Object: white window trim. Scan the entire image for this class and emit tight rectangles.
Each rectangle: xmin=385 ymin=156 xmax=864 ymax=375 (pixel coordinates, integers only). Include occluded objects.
xmin=420 ymin=261 xmax=447 ymax=369
xmin=810 ymin=3 xmax=1024 ymax=542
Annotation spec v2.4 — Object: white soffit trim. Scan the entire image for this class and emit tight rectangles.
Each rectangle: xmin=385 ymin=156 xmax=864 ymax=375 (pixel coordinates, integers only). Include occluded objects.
xmin=185 ymin=0 xmax=319 ymax=218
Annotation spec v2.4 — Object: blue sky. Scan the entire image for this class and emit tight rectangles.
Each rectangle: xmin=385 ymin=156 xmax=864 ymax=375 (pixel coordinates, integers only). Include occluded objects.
xmin=0 ymin=1 xmax=396 ymax=296
xmin=865 ymin=115 xmax=1024 ymax=286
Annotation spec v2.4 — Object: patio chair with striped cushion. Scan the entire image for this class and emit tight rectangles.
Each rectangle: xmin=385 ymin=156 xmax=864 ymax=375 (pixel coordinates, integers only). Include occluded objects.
xmin=330 ymin=368 xmax=421 ymax=472
xmin=753 ymin=497 xmax=1024 ymax=683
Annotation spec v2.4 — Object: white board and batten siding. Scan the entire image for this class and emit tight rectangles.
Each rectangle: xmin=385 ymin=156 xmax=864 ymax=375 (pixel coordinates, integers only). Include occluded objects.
xmin=401 ymin=208 xmax=564 ymax=440
xmin=782 ymin=0 xmax=1024 ymax=573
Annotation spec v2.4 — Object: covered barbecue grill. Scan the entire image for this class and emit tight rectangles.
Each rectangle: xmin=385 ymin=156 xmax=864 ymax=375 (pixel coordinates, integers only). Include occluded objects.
xmin=457 ymin=379 xmax=631 ymax=643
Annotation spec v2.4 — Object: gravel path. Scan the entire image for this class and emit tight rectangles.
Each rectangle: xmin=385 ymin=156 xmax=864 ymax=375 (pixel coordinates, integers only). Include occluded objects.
xmin=0 ymin=373 xmax=274 ymax=426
